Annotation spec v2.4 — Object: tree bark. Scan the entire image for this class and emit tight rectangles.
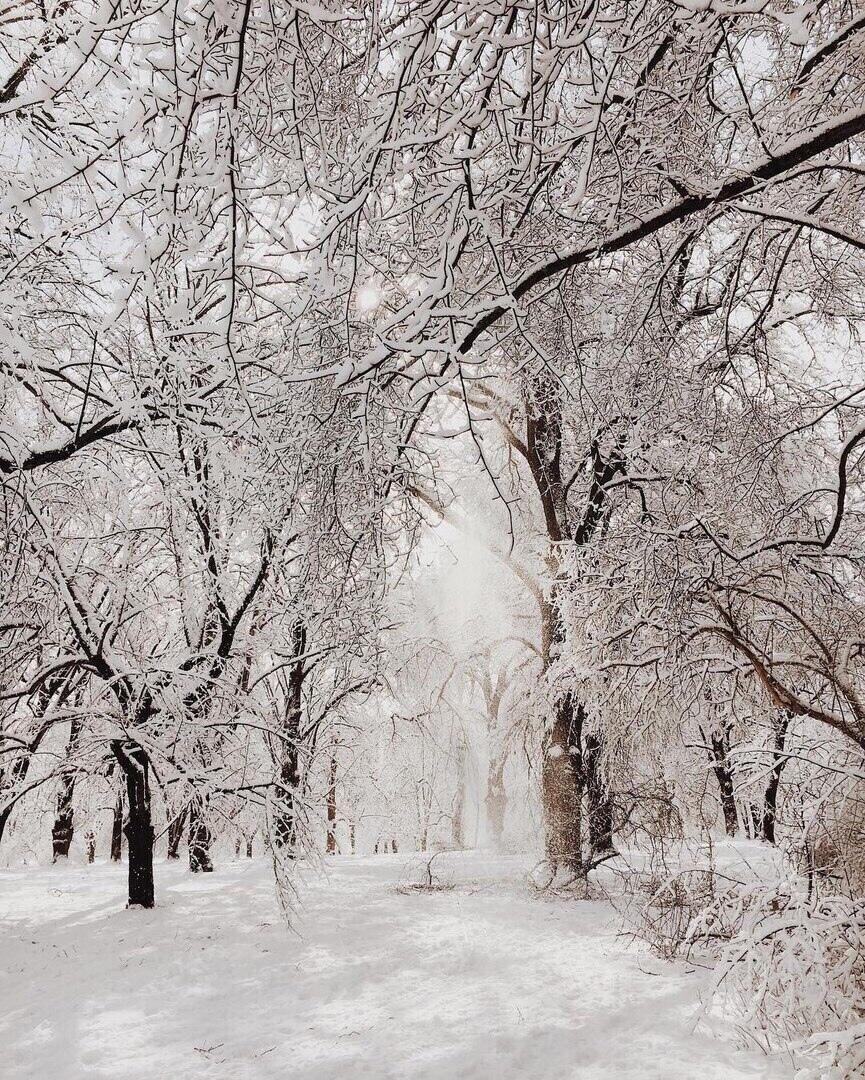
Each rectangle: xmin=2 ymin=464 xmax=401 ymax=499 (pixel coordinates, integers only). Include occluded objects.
xmin=111 ymin=741 xmax=155 ymax=908
xmin=52 ymin=717 xmax=83 ymax=861
xmin=485 ymin=753 xmax=507 ymax=847
xmin=0 ymin=752 xmax=31 ymax=847
xmin=538 ymin=585 xmax=586 ymax=873
xmin=326 ymin=750 xmax=338 ymax=855
xmin=275 ymin=742 xmax=301 ymax=850
xmin=167 ymin=803 xmax=187 ymax=859
xmin=110 ymin=791 xmax=124 ymax=861
xmin=584 ymin=730 xmax=615 ymax=857
xmin=541 ymin=690 xmax=583 ymax=874
xmin=526 ymin=381 xmax=622 ymax=875
xmin=274 ymin=620 xmax=306 ymax=852
xmin=478 ymin=665 xmax=508 ymax=848
xmin=452 ymin=739 xmax=466 ymax=849
xmin=761 ymin=711 xmax=792 ymax=845
xmin=188 ymin=795 xmax=214 ymax=872
xmin=51 ymin=776 xmax=75 ymax=861
xmin=0 ymin=673 xmax=75 ymax=847
xmin=709 ymin=731 xmax=739 ymax=837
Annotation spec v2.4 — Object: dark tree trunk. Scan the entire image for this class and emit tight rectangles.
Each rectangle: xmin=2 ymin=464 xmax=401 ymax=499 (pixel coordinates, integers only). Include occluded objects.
xmin=110 ymin=792 xmax=124 ymax=861
xmin=275 ymin=743 xmax=301 ymax=850
xmin=111 ymin=741 xmax=155 ymax=908
xmin=709 ymin=732 xmax=739 ymax=837
xmin=0 ymin=805 xmax=13 ymax=846
xmin=167 ymin=803 xmax=187 ymax=859
xmin=188 ymin=796 xmax=213 ymax=872
xmin=51 ymin=779 xmax=75 ymax=861
xmin=274 ymin=620 xmax=306 ymax=852
xmin=0 ymin=753 xmax=30 ymax=847
xmin=584 ymin=731 xmax=615 ymax=858
xmin=541 ymin=691 xmax=583 ymax=874
xmin=0 ymin=675 xmax=73 ymax=847
xmin=761 ymin=711 xmax=792 ymax=845
xmin=326 ymin=751 xmax=338 ymax=855
xmin=52 ymin=718 xmax=83 ymax=861
xmin=349 ymin=822 xmax=356 ymax=854
xmin=85 ymin=830 xmax=96 ymax=863
xmin=246 ymin=836 xmax=253 ymax=858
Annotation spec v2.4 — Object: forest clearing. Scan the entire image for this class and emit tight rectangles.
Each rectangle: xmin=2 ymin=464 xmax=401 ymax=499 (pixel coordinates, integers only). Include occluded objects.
xmin=1 ymin=850 xmax=794 ymax=1079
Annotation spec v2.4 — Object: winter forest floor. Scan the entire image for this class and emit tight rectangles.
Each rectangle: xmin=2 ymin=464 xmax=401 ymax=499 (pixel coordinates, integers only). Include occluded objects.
xmin=1 ymin=851 xmax=793 ymax=1080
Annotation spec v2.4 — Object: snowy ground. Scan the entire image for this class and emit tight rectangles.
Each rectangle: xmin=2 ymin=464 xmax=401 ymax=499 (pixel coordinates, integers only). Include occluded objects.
xmin=1 ymin=851 xmax=792 ymax=1079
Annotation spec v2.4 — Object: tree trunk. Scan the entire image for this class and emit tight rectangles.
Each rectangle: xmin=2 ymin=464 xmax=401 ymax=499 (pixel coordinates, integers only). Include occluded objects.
xmin=541 ymin=691 xmax=583 ymax=874
xmin=52 ymin=718 xmax=83 ymax=861
xmin=479 ymin=668 xmax=508 ymax=848
xmin=85 ymin=830 xmax=96 ymax=863
xmin=275 ymin=742 xmax=301 ymax=850
xmin=539 ymin=595 xmax=585 ymax=875
xmin=709 ymin=732 xmax=739 ymax=837
xmin=349 ymin=822 xmax=356 ymax=854
xmin=111 ymin=741 xmax=155 ymax=908
xmin=0 ymin=675 xmax=74 ymax=847
xmin=584 ymin=730 xmax=615 ymax=858
xmin=0 ymin=753 xmax=30 ymax=847
xmin=452 ymin=742 xmax=466 ymax=849
xmin=246 ymin=836 xmax=253 ymax=858
xmin=167 ymin=803 xmax=187 ymax=859
xmin=188 ymin=796 xmax=214 ymax=872
xmin=51 ymin=775 xmax=76 ymax=861
xmin=485 ymin=753 xmax=507 ymax=847
xmin=111 ymin=792 xmax=124 ymax=861
xmin=274 ymin=620 xmax=306 ymax=852
xmin=761 ymin=711 xmax=792 ymax=845
xmin=526 ymin=379 xmax=623 ymax=877
xmin=326 ymin=750 xmax=338 ymax=855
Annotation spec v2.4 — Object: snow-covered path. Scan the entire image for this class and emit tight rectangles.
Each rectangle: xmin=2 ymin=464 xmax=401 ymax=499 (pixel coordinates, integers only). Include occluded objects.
xmin=1 ymin=852 xmax=789 ymax=1079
